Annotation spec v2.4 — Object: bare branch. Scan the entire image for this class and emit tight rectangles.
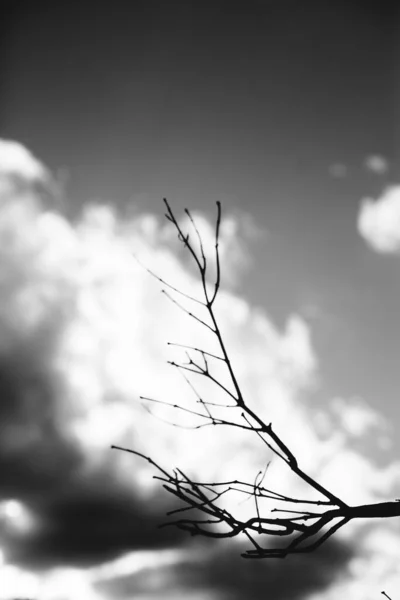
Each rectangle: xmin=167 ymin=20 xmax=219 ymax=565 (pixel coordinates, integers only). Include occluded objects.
xmin=113 ymin=199 xmax=400 ymax=562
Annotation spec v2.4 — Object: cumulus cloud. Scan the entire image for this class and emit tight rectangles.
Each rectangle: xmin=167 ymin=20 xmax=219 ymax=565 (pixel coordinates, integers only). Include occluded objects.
xmin=357 ymin=186 xmax=400 ymax=253
xmin=0 ymin=139 xmax=399 ymax=600
xmin=0 ymin=139 xmax=319 ymax=593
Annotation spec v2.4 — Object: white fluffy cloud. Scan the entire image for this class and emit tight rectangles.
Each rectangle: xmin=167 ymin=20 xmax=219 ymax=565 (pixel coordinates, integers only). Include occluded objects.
xmin=0 ymin=138 xmax=47 ymax=184
xmin=0 ymin=140 xmax=399 ymax=600
xmin=358 ymin=186 xmax=400 ymax=253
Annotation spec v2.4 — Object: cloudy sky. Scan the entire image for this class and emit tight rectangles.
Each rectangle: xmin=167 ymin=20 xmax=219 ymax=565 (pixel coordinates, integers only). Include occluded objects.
xmin=1 ymin=1 xmax=400 ymax=599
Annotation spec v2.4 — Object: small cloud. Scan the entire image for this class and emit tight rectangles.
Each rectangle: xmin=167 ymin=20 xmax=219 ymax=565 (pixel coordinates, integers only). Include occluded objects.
xmin=329 ymin=163 xmax=347 ymax=179
xmin=364 ymin=155 xmax=389 ymax=175
xmin=357 ymin=186 xmax=400 ymax=253
xmin=330 ymin=396 xmax=388 ymax=439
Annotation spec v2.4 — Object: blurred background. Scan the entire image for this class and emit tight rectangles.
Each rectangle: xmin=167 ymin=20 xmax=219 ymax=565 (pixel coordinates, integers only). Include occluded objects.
xmin=1 ymin=1 xmax=400 ymax=598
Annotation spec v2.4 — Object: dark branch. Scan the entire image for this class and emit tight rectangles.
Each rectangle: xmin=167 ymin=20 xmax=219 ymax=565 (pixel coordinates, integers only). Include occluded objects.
xmin=112 ymin=200 xmax=400 ymax=560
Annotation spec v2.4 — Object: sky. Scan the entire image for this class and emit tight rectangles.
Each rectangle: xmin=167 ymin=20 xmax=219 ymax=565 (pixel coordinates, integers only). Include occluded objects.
xmin=1 ymin=1 xmax=400 ymax=599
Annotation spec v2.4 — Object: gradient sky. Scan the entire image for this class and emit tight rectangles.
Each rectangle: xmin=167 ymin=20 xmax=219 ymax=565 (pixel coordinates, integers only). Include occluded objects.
xmin=2 ymin=1 xmax=400 ymax=599
xmin=3 ymin=0 xmax=399 ymax=418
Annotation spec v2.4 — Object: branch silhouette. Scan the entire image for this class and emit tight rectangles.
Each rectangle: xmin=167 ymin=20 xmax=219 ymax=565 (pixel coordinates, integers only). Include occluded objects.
xmin=112 ymin=200 xmax=400 ymax=559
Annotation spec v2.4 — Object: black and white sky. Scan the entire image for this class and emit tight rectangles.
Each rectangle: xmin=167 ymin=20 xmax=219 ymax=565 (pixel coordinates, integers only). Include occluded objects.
xmin=1 ymin=1 xmax=400 ymax=598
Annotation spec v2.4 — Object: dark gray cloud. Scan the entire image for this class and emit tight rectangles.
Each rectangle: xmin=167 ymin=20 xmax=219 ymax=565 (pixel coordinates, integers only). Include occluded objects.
xmin=0 ymin=349 xmax=82 ymax=498
xmin=97 ymin=537 xmax=354 ymax=600
xmin=0 ymin=347 xmax=186 ymax=569
xmin=194 ymin=538 xmax=353 ymax=599
xmin=3 ymin=477 xmax=184 ymax=570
